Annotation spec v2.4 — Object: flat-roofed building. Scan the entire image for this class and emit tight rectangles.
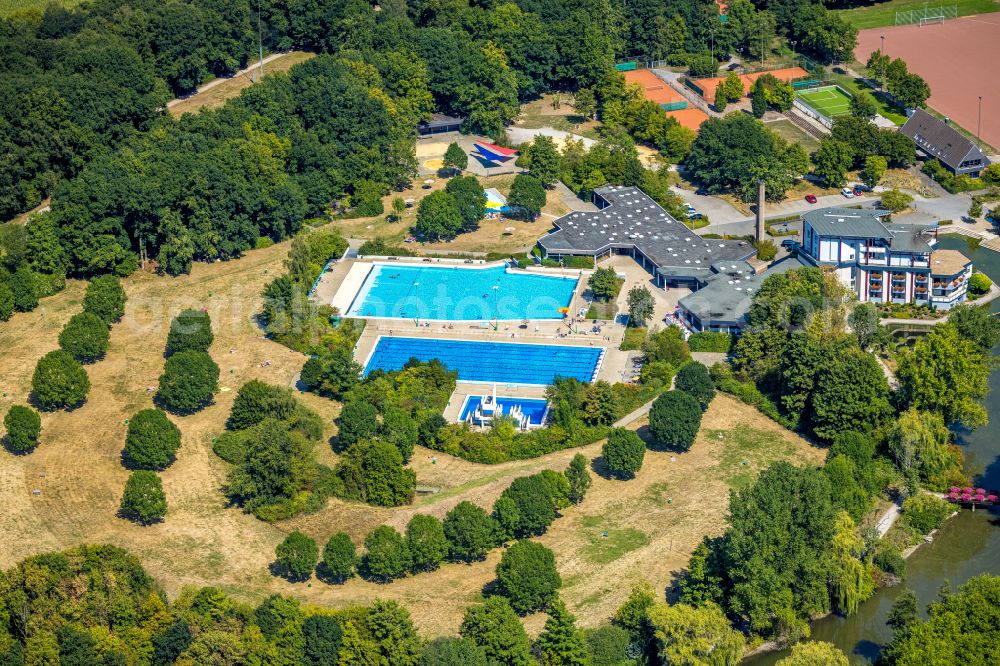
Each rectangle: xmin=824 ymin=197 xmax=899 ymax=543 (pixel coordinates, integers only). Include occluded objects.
xmin=537 ymin=185 xmax=755 ymax=289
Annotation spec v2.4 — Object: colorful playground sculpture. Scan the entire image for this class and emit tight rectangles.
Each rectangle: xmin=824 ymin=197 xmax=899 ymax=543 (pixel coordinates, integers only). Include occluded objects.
xmin=473 ymin=141 xmax=518 ymax=163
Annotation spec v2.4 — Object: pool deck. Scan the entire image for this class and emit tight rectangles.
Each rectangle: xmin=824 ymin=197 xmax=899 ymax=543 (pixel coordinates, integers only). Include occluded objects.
xmin=321 ymin=256 xmax=593 ymax=323
xmin=324 ymin=254 xmax=691 ymax=389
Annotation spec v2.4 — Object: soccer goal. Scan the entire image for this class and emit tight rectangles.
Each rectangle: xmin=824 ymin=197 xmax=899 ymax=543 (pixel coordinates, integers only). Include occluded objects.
xmin=896 ymin=5 xmax=957 ymax=25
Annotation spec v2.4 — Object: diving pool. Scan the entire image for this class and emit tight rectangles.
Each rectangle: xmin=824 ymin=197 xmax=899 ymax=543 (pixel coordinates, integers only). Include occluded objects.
xmin=346 ymin=263 xmax=578 ymax=321
xmin=459 ymin=396 xmax=549 ymax=427
xmin=363 ymin=337 xmax=604 ymax=385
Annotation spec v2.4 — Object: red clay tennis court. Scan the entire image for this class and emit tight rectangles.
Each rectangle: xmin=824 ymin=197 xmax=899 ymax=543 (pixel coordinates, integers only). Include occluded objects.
xmin=690 ymin=67 xmax=809 ymax=102
xmin=855 ymin=13 xmax=1000 ymax=151
xmin=624 ymin=69 xmax=687 ymax=106
xmin=664 ymin=107 xmax=709 ymax=131
xmin=623 ymin=69 xmax=708 ymax=131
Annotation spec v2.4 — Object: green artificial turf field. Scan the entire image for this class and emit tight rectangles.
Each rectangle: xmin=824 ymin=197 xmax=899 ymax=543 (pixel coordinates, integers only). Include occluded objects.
xmin=796 ymin=86 xmax=853 ymax=120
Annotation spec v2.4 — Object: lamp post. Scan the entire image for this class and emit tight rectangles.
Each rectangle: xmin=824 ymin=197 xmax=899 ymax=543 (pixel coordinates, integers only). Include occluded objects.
xmin=880 ymin=35 xmax=886 ymax=90
xmin=257 ymin=0 xmax=265 ymax=80
xmin=492 ymin=285 xmax=500 ymax=331
xmin=978 ymin=96 xmax=983 ymax=140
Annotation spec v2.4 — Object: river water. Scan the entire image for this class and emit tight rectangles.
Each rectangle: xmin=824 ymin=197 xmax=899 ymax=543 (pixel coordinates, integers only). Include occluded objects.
xmin=747 ymin=235 xmax=1000 ymax=665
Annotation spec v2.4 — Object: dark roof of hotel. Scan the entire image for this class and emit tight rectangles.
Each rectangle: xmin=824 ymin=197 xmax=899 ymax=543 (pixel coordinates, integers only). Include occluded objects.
xmin=678 ymin=254 xmax=812 ymax=326
xmin=883 ymin=223 xmax=936 ymax=253
xmin=900 ymin=109 xmax=987 ymax=170
xmin=803 ymin=207 xmax=935 ymax=254
xmin=538 ymin=186 xmax=755 ymax=281
xmin=802 ymin=207 xmax=891 ymax=239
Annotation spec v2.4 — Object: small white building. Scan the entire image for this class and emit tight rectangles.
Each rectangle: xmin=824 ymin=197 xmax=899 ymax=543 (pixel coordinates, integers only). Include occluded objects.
xmin=800 ymin=207 xmax=972 ymax=309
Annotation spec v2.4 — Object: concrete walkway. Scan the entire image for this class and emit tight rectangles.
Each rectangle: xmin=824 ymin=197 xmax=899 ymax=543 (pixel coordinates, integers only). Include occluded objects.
xmin=553 ymin=181 xmax=597 ymax=213
xmin=875 ymin=500 xmax=902 ymax=538
xmin=506 ymin=127 xmax=597 ymax=150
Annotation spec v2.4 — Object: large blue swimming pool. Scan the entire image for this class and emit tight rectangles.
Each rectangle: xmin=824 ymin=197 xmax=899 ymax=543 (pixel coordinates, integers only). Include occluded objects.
xmin=363 ymin=337 xmax=604 ymax=385
xmin=346 ymin=263 xmax=578 ymax=321
xmin=459 ymin=396 xmax=549 ymax=426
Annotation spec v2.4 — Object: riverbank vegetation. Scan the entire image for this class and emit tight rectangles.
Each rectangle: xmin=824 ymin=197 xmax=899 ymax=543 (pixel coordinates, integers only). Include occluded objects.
xmin=689 ymin=265 xmax=997 ymax=650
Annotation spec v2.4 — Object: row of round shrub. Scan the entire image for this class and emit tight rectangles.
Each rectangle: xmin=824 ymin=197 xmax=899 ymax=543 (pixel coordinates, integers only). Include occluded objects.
xmin=275 ymin=458 xmax=590 ymax=585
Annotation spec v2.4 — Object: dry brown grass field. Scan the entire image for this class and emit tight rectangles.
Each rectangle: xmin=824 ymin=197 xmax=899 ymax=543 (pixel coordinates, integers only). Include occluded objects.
xmin=168 ymin=51 xmax=315 ymax=117
xmin=336 ymin=174 xmax=571 ymax=256
xmin=0 ymin=234 xmax=823 ymax=636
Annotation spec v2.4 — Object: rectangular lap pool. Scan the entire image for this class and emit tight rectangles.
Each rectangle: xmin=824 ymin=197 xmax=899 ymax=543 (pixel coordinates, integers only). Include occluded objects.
xmin=363 ymin=337 xmax=605 ymax=385
xmin=346 ymin=263 xmax=578 ymax=321
xmin=459 ymin=396 xmax=549 ymax=428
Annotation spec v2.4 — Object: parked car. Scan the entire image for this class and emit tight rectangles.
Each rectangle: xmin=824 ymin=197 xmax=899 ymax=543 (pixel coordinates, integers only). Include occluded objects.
xmin=781 ymin=239 xmax=800 ymax=249
xmin=853 ymin=186 xmax=864 ymax=196
xmin=805 ymin=194 xmax=817 ymax=204
xmin=695 ymin=188 xmax=709 ymax=196
xmin=841 ymin=187 xmax=855 ymax=198
xmin=687 ymin=212 xmax=704 ymax=221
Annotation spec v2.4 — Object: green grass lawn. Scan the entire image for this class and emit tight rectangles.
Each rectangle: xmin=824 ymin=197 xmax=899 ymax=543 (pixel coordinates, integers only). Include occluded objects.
xmin=764 ymin=118 xmax=821 ymax=154
xmin=620 ymin=327 xmax=648 ymax=351
xmin=835 ymin=0 xmax=1000 ymax=29
xmin=586 ymin=300 xmax=617 ymax=320
xmin=578 ymin=514 xmax=651 ymax=565
xmin=706 ymin=424 xmax=798 ymax=490
xmin=0 ymin=0 xmax=82 ymax=16
xmin=796 ymin=86 xmax=853 ymax=119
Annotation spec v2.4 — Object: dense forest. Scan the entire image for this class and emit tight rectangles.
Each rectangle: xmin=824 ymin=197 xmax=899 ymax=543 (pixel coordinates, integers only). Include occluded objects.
xmin=1 ymin=0 xmax=856 ymax=233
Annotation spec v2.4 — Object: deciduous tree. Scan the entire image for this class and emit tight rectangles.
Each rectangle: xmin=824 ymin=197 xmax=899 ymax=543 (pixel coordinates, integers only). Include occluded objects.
xmin=897 ymin=323 xmax=991 ymax=428
xmin=165 ymin=309 xmax=213 ymax=356
xmin=4 ymin=404 xmax=41 ymax=453
xmin=460 ymin=597 xmax=533 ymax=666
xmin=322 ymin=533 xmax=358 ymax=583
xmin=32 ymin=350 xmax=90 ymax=410
xmin=647 ymin=602 xmax=743 ymax=666
xmin=405 ymin=514 xmax=448 ymax=572
xmin=649 ymin=390 xmax=701 ymax=451
xmin=82 ymin=275 xmax=127 ymax=324
xmin=363 ymin=525 xmax=411 ymax=583
xmin=120 ymin=471 xmax=167 ymax=524
xmin=565 ymin=453 xmax=592 ymax=504
xmin=444 ymin=501 xmax=496 ymax=562
xmin=500 ymin=474 xmax=556 ymax=537
xmin=675 ymin=362 xmax=715 ymax=410
xmin=627 ymin=285 xmax=654 ymax=326
xmin=156 ymin=351 xmax=219 ymax=414
xmin=124 ymin=408 xmax=181 ymax=470
xmin=602 ymin=428 xmax=645 ymax=479
xmin=508 ymin=174 xmax=546 ymax=220
xmin=415 ymin=190 xmax=463 ymax=241
xmin=275 ymin=531 xmax=318 ymax=581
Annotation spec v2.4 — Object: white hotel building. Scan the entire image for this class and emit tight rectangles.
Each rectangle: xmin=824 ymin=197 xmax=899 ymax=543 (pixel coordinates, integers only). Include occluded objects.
xmin=800 ymin=207 xmax=972 ymax=309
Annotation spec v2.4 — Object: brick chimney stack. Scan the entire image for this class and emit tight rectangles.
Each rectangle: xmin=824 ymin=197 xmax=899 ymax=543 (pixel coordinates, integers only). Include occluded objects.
xmin=755 ymin=179 xmax=766 ymax=242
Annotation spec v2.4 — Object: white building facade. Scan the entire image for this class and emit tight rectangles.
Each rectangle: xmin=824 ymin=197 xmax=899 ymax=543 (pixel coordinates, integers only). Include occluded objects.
xmin=800 ymin=208 xmax=972 ymax=309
